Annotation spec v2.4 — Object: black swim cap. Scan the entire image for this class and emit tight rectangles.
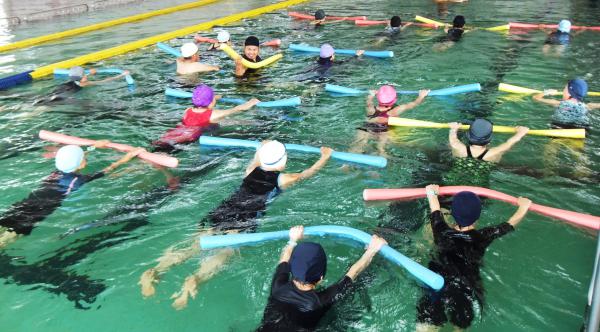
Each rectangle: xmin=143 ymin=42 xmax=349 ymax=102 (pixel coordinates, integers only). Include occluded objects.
xmin=467 ymin=118 xmax=493 ymax=145
xmin=290 ymin=242 xmax=327 ymax=284
xmin=244 ymin=36 xmax=260 ymax=47
xmin=390 ymin=16 xmax=401 ymax=28
xmin=453 ymin=15 xmax=465 ymax=28
xmin=314 ymin=9 xmax=326 ymax=20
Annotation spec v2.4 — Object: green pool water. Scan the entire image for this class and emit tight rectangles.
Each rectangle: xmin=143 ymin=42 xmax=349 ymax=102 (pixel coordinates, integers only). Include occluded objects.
xmin=1 ymin=0 xmax=599 ymax=331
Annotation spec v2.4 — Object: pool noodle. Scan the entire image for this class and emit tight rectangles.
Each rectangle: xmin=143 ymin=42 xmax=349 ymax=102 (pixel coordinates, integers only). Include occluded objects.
xmin=362 ymin=187 xmax=600 ymax=231
xmin=325 ymin=83 xmax=481 ymax=96
xmin=164 ymin=88 xmax=301 ymax=107
xmin=509 ymin=22 xmax=600 ymax=31
xmin=195 ymin=35 xmax=281 ymax=46
xmin=39 ymin=130 xmax=178 ymax=168
xmin=157 ymin=42 xmax=182 ymax=57
xmin=354 ymin=20 xmax=438 ymax=28
xmin=219 ymin=44 xmax=283 ymax=69
xmin=499 ymin=83 xmax=600 ymax=97
xmin=199 ymin=225 xmax=444 ymax=290
xmin=287 ymin=11 xmax=367 ymax=21
xmin=53 ymin=68 xmax=134 ymax=85
xmin=289 ymin=44 xmax=393 ymax=58
xmin=199 ymin=136 xmax=387 ymax=168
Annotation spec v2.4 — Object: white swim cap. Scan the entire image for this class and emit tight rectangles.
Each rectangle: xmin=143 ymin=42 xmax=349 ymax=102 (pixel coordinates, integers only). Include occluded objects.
xmin=180 ymin=43 xmax=199 ymax=58
xmin=68 ymin=66 xmax=84 ymax=80
xmin=558 ymin=19 xmax=571 ymax=33
xmin=55 ymin=145 xmax=84 ymax=173
xmin=258 ymin=141 xmax=287 ymax=170
xmin=217 ymin=31 xmax=230 ymax=43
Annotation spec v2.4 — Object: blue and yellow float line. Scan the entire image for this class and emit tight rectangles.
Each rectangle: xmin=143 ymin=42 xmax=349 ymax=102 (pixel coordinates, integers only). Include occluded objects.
xmin=0 ymin=0 xmax=311 ymax=90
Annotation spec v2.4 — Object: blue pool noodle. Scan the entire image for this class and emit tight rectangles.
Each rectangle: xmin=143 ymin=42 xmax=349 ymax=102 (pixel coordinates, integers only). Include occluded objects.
xmin=199 ymin=225 xmax=444 ymax=290
xmin=199 ymin=136 xmax=387 ymax=168
xmin=325 ymin=83 xmax=481 ymax=96
xmin=157 ymin=42 xmax=182 ymax=57
xmin=289 ymin=44 xmax=394 ymax=58
xmin=165 ymin=88 xmax=301 ymax=108
xmin=53 ymin=68 xmax=135 ymax=85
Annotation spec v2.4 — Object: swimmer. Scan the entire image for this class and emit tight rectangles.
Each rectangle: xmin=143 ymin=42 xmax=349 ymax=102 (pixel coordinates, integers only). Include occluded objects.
xmin=444 ymin=119 xmax=528 ymax=187
xmin=314 ymin=43 xmax=364 ymax=76
xmin=153 ymin=84 xmax=260 ymax=150
xmin=373 ymin=16 xmax=413 ymax=46
xmin=310 ymin=9 xmax=344 ymax=26
xmin=350 ymin=86 xmax=430 ymax=156
xmin=235 ymin=36 xmax=264 ymax=77
xmin=532 ymin=78 xmax=600 ymax=129
xmin=176 ymin=42 xmax=220 ymax=75
xmin=416 ymin=186 xmax=531 ymax=331
xmin=33 ymin=66 xmax=130 ymax=105
xmin=433 ymin=15 xmax=468 ymax=52
xmin=257 ymin=225 xmax=387 ymax=331
xmin=203 ymin=30 xmax=232 ymax=51
xmin=0 ymin=143 xmax=144 ymax=249
xmin=139 ymin=141 xmax=333 ymax=310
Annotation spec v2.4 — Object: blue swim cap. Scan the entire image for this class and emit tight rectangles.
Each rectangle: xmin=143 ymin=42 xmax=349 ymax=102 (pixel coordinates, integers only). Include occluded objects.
xmin=451 ymin=191 xmax=482 ymax=227
xmin=290 ymin=242 xmax=327 ymax=284
xmin=568 ymin=78 xmax=588 ymax=101
xmin=558 ymin=19 xmax=571 ymax=33
xmin=55 ymin=145 xmax=84 ymax=173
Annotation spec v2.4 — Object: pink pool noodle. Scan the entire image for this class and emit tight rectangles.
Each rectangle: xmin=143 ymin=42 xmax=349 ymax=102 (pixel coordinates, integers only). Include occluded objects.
xmin=509 ymin=22 xmax=600 ymax=31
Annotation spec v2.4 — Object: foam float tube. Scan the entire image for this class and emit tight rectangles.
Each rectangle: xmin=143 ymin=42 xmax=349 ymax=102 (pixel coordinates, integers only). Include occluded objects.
xmin=325 ymin=83 xmax=481 ymax=96
xmin=53 ymin=68 xmax=134 ymax=85
xmin=39 ymin=130 xmax=178 ymax=168
xmin=164 ymin=88 xmax=301 ymax=107
xmin=362 ymin=186 xmax=600 ymax=231
xmin=199 ymin=136 xmax=387 ymax=168
xmin=509 ymin=22 xmax=600 ymax=31
xmin=354 ymin=20 xmax=437 ymax=28
xmin=219 ymin=44 xmax=283 ymax=69
xmin=499 ymin=83 xmax=600 ymax=97
xmin=199 ymin=225 xmax=444 ymax=290
xmin=195 ymin=35 xmax=281 ymax=46
xmin=416 ymin=15 xmax=509 ymax=31
xmin=289 ymin=44 xmax=393 ymax=58
xmin=387 ymin=117 xmax=585 ymax=139
xmin=287 ymin=11 xmax=367 ymax=21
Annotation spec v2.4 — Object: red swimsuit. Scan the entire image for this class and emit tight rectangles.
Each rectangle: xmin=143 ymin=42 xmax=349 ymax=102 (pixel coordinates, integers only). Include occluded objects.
xmin=182 ymin=108 xmax=213 ymax=127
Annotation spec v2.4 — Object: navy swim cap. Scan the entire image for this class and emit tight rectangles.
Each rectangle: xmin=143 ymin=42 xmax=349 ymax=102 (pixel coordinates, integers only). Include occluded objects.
xmin=453 ymin=15 xmax=466 ymax=28
xmin=451 ymin=191 xmax=482 ymax=227
xmin=390 ymin=16 xmax=401 ymax=28
xmin=290 ymin=242 xmax=327 ymax=284
xmin=244 ymin=36 xmax=260 ymax=47
xmin=467 ymin=118 xmax=493 ymax=145
xmin=568 ymin=78 xmax=588 ymax=102
xmin=314 ymin=9 xmax=326 ymax=20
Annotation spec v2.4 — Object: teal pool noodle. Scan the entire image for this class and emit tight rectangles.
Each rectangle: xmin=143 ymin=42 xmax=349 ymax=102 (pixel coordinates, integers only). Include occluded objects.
xmin=53 ymin=68 xmax=134 ymax=85
xmin=325 ymin=84 xmax=367 ymax=95
xmin=157 ymin=42 xmax=181 ymax=57
xmin=325 ymin=83 xmax=481 ymax=97
xmin=289 ymin=44 xmax=393 ymax=58
xmin=165 ymin=88 xmax=301 ymax=108
xmin=199 ymin=225 xmax=444 ymax=290
xmin=199 ymin=136 xmax=387 ymax=168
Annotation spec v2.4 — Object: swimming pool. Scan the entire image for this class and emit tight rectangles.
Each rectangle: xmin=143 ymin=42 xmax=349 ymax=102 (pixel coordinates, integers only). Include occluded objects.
xmin=0 ymin=0 xmax=599 ymax=330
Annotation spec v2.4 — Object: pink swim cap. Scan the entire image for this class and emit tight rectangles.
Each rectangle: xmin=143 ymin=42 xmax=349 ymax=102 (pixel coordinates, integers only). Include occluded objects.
xmin=192 ymin=84 xmax=214 ymax=107
xmin=377 ymin=85 xmax=397 ymax=107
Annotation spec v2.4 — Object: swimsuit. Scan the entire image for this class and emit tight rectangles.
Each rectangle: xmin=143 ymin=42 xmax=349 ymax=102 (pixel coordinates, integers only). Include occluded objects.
xmin=182 ymin=108 xmax=213 ymax=127
xmin=357 ymin=109 xmax=391 ymax=133
xmin=443 ymin=146 xmax=493 ymax=188
xmin=552 ymin=100 xmax=589 ymax=128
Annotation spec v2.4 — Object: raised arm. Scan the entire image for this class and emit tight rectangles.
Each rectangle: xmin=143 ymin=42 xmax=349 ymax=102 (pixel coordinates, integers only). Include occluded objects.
xmin=235 ymin=57 xmax=247 ymax=77
xmin=425 ymin=184 xmax=441 ymax=212
xmin=280 ymin=226 xmax=304 ymax=263
xmin=366 ymin=91 xmax=377 ymax=116
xmin=245 ymin=145 xmax=262 ymax=176
xmin=210 ymin=98 xmax=260 ymax=122
xmin=345 ymin=235 xmax=387 ymax=281
xmin=506 ymin=197 xmax=531 ymax=227
xmin=83 ymin=70 xmax=130 ymax=86
xmin=448 ymin=122 xmax=467 ymax=157
xmin=486 ymin=126 xmax=528 ymax=162
xmin=532 ymin=90 xmax=561 ymax=107
xmin=278 ymin=147 xmax=333 ymax=189
xmin=389 ymin=89 xmax=430 ymax=116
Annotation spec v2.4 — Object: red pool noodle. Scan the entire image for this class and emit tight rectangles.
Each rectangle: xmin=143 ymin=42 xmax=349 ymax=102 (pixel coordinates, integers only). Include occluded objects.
xmin=362 ymin=186 xmax=600 ymax=231
xmin=195 ymin=35 xmax=280 ymax=47
xmin=509 ymin=22 xmax=600 ymax=31
xmin=288 ymin=11 xmax=366 ymax=21
xmin=39 ymin=130 xmax=179 ymax=168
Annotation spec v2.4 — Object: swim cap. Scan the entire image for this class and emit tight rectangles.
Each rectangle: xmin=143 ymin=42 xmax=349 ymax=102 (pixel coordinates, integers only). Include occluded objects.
xmin=453 ymin=15 xmax=466 ymax=28
xmin=55 ymin=145 xmax=85 ymax=173
xmin=314 ymin=9 xmax=326 ymax=20
xmin=568 ymin=78 xmax=588 ymax=101
xmin=558 ymin=19 xmax=572 ymax=33
xmin=217 ymin=31 xmax=230 ymax=43
xmin=319 ymin=43 xmax=335 ymax=58
xmin=68 ymin=66 xmax=84 ymax=81
xmin=258 ymin=141 xmax=287 ymax=170
xmin=467 ymin=118 xmax=493 ymax=145
xmin=180 ymin=43 xmax=199 ymax=58
xmin=377 ymin=85 xmax=397 ymax=107
xmin=390 ymin=16 xmax=401 ymax=28
xmin=244 ymin=36 xmax=260 ymax=47
xmin=451 ymin=191 xmax=482 ymax=227
xmin=290 ymin=242 xmax=327 ymax=284
xmin=192 ymin=84 xmax=214 ymax=107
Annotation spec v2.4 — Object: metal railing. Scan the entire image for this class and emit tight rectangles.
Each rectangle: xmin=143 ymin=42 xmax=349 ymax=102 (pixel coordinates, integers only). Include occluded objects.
xmin=584 ymin=232 xmax=600 ymax=332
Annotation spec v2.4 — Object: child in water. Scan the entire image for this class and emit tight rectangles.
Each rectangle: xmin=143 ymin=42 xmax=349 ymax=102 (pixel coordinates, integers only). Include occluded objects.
xmin=433 ymin=15 xmax=468 ymax=52
xmin=176 ymin=42 xmax=220 ymax=75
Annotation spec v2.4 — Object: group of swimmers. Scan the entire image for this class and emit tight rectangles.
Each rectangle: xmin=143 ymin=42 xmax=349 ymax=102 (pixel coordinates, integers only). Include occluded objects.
xmin=0 ymin=4 xmax=597 ymax=331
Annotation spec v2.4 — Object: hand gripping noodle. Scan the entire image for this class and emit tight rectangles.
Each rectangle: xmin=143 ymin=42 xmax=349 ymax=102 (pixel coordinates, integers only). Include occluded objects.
xmin=363 ymin=186 xmax=600 ymax=230
xmin=387 ymin=117 xmax=586 ymax=139
xmin=165 ymin=88 xmax=301 ymax=107
xmin=219 ymin=44 xmax=282 ymax=69
xmin=199 ymin=136 xmax=387 ymax=168
xmin=39 ymin=130 xmax=178 ymax=168
xmin=199 ymin=225 xmax=444 ymax=290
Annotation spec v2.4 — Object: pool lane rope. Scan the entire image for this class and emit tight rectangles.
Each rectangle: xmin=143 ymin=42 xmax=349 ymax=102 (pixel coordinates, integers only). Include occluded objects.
xmin=165 ymin=88 xmax=301 ymax=108
xmin=53 ymin=68 xmax=135 ymax=85
xmin=199 ymin=136 xmax=387 ymax=168
xmin=0 ymin=0 xmax=312 ymax=90
xmin=363 ymin=186 xmax=600 ymax=231
xmin=499 ymin=83 xmax=600 ymax=97
xmin=199 ymin=225 xmax=444 ymax=290
xmin=0 ymin=0 xmax=220 ymax=53
xmin=387 ymin=117 xmax=586 ymax=139
xmin=325 ymin=83 xmax=481 ymax=96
